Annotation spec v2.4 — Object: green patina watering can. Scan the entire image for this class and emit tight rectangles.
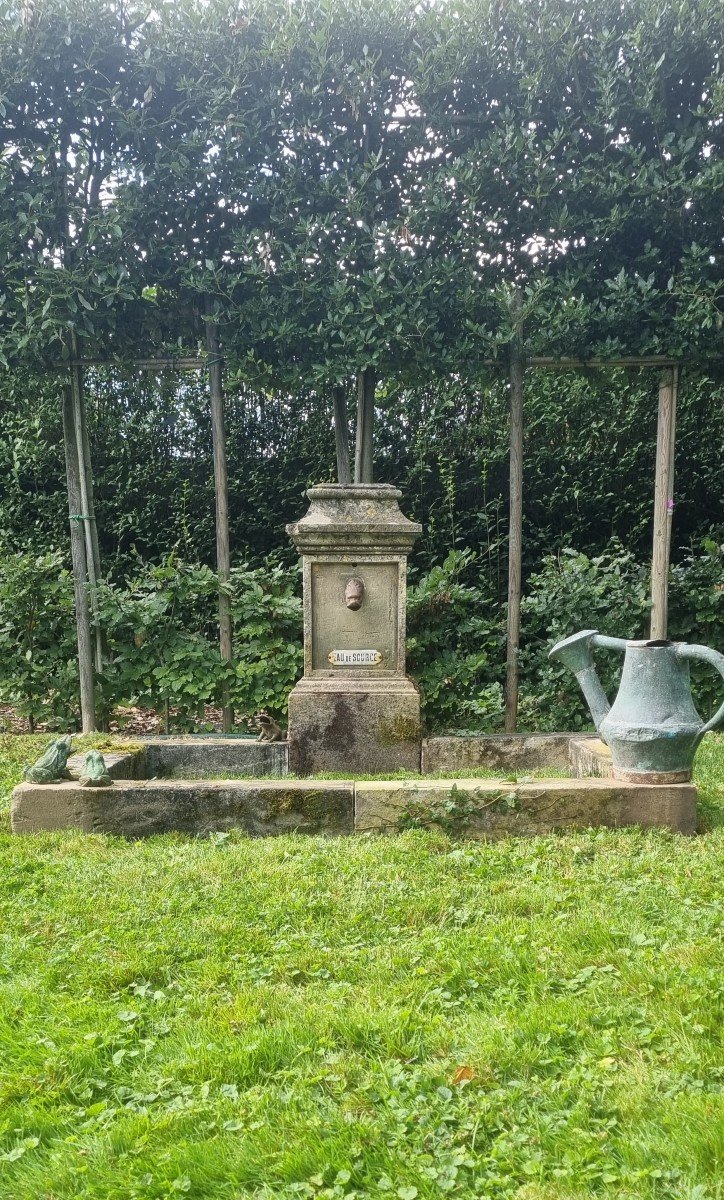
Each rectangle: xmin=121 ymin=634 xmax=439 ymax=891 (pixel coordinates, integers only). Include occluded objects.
xmin=549 ymin=631 xmax=724 ymax=782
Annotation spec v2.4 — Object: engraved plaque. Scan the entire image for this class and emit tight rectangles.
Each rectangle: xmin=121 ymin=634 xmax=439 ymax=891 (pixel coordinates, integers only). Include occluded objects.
xmin=328 ymin=649 xmax=383 ymax=666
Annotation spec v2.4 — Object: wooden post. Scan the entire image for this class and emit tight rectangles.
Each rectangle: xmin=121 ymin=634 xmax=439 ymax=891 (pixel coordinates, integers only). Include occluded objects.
xmin=354 ymin=366 xmax=375 ymax=484
xmin=59 ymin=136 xmax=103 ymax=679
xmin=333 ymin=385 xmax=352 ymax=485
xmin=205 ymin=302 xmax=233 ymax=732
xmin=650 ymin=366 xmax=679 ymax=640
xmin=504 ymin=337 xmax=525 ymax=733
xmin=69 ymin=336 xmax=103 ymax=674
xmin=75 ymin=363 xmax=103 ymax=595
xmin=62 ymin=386 xmax=96 ymax=732
xmin=353 ymin=114 xmax=376 ymax=484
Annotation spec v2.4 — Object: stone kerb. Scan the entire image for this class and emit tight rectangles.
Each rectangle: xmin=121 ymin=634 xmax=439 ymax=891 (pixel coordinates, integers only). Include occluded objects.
xmin=11 ymin=732 xmax=696 ymax=839
xmin=422 ymin=733 xmax=578 ymax=774
xmin=141 ymin=737 xmax=288 ymax=779
xmin=354 ymin=777 xmax=697 ymax=837
xmin=12 ymin=779 xmax=353 ymax=838
xmin=12 ymin=772 xmax=696 ymax=838
xmin=569 ymin=737 xmax=614 ymax=778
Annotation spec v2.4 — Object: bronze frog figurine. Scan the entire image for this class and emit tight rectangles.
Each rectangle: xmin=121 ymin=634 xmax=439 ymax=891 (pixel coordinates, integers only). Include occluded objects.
xmin=23 ymin=736 xmax=73 ymax=784
xmin=78 ymin=750 xmax=113 ymax=788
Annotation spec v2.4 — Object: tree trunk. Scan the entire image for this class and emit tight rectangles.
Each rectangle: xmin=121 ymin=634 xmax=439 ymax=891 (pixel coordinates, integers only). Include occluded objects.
xmin=354 ymin=366 xmax=375 ymax=484
xmin=333 ymin=384 xmax=351 ymax=484
xmin=62 ymin=385 xmax=96 ymax=732
xmin=205 ymin=300 xmax=233 ymax=732
xmin=504 ymin=336 xmax=525 ymax=734
xmin=650 ymin=366 xmax=678 ymax=639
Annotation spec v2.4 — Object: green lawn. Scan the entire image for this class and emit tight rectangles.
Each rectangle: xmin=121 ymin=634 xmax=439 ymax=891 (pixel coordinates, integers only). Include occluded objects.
xmin=0 ymin=735 xmax=723 ymax=1199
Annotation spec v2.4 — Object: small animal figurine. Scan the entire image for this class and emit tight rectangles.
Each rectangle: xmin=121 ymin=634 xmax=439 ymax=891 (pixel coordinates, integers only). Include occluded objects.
xmin=255 ymin=712 xmax=285 ymax=743
xmin=23 ymin=736 xmax=74 ymax=784
xmin=78 ymin=750 xmax=113 ymax=788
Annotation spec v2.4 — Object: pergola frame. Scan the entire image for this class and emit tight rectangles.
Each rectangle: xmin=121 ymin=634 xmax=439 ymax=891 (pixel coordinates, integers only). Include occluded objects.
xmin=65 ymin=352 xmax=686 ymax=733
xmin=502 ymin=358 xmax=679 ymax=732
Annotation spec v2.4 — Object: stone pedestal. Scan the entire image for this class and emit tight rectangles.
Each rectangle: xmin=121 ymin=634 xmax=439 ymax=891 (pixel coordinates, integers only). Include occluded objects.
xmin=286 ymin=484 xmax=422 ymax=775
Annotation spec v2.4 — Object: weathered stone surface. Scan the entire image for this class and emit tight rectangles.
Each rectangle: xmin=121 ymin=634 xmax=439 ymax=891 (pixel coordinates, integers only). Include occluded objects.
xmin=66 ymin=749 xmax=145 ymax=779
xmin=11 ymin=778 xmax=352 ymax=838
xmin=422 ymin=733 xmax=576 ymax=775
xmin=286 ymin=484 xmax=422 ymax=555
xmin=12 ymin=768 xmax=697 ymax=839
xmin=308 ymin=557 xmax=404 ymax=673
xmin=289 ymin=487 xmax=419 ymax=680
xmin=288 ymin=678 xmax=421 ymax=775
xmin=569 ymin=738 xmax=614 ymax=778
xmin=355 ymin=776 xmax=696 ymax=837
xmin=140 ymin=737 xmax=288 ymax=779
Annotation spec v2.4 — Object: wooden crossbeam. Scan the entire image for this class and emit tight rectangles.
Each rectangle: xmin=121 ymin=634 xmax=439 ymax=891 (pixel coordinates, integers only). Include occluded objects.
xmin=69 ymin=354 xmax=686 ymax=372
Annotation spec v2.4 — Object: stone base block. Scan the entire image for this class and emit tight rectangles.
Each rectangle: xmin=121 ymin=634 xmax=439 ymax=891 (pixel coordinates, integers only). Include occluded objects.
xmin=11 ymin=773 xmax=696 ymax=840
xmin=422 ymin=733 xmax=576 ymax=774
xmin=355 ymin=776 xmax=697 ymax=837
xmin=11 ymin=779 xmax=353 ymax=839
xmin=140 ymin=737 xmax=288 ymax=779
xmin=66 ymin=748 xmax=145 ymax=780
xmin=288 ymin=677 xmax=421 ymax=775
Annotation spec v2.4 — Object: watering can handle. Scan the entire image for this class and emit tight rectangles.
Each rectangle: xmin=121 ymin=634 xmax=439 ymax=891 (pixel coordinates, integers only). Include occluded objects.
xmin=676 ymin=644 xmax=724 ymax=737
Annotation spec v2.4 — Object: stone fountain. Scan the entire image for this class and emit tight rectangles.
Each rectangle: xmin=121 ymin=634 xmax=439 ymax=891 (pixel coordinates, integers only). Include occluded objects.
xmin=10 ymin=485 xmax=699 ymax=839
xmin=286 ymin=483 xmax=421 ymax=775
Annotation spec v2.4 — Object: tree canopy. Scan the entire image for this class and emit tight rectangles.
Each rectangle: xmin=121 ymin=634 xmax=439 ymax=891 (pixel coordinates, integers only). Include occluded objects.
xmin=2 ymin=0 xmax=723 ymax=382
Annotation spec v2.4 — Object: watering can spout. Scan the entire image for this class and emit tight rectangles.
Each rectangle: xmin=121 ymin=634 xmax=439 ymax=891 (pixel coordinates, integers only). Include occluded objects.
xmin=549 ymin=629 xmax=626 ymax=732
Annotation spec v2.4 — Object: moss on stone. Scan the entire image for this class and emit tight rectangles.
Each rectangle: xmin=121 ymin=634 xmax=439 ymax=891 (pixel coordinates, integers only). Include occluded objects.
xmin=263 ymin=788 xmax=328 ymax=822
xmin=377 ymin=715 xmax=421 ymax=747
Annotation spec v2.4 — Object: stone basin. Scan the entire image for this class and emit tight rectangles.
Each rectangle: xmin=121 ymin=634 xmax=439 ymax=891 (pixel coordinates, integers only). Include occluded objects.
xmin=10 ymin=734 xmax=697 ymax=838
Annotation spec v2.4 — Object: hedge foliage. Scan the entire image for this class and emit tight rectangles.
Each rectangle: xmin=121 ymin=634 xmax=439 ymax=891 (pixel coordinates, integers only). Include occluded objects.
xmin=0 ymin=554 xmax=303 ymax=730
xmin=1 ymin=0 xmax=722 ymax=378
xmin=2 ymin=542 xmax=722 ymax=734
xmin=2 ymin=365 xmax=723 ymax=579
xmin=2 ymin=0 xmax=723 ymax=730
